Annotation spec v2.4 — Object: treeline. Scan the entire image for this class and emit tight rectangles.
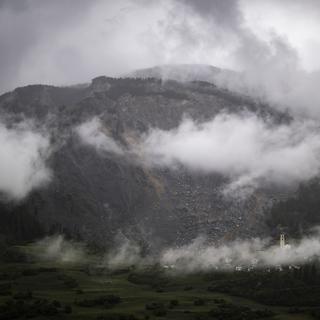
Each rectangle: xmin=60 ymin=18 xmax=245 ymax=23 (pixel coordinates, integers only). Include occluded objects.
xmin=268 ymin=178 xmax=320 ymax=236
xmin=0 ymin=194 xmax=44 ymax=244
xmin=207 ymin=263 xmax=320 ymax=306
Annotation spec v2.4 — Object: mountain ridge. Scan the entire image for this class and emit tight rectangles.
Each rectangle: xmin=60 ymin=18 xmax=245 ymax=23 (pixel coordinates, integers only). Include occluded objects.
xmin=0 ymin=69 xmax=309 ymax=248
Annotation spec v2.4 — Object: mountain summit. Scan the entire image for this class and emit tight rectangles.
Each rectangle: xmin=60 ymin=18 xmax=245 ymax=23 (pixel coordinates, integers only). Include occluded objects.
xmin=0 ymin=68 xmax=308 ymax=247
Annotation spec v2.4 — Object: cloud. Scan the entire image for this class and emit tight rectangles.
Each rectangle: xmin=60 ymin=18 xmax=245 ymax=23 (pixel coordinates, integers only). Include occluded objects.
xmin=75 ymin=112 xmax=320 ymax=193
xmin=0 ymin=0 xmax=319 ymax=120
xmin=34 ymin=234 xmax=86 ymax=263
xmin=139 ymin=113 xmax=320 ymax=192
xmin=104 ymin=235 xmax=143 ymax=269
xmin=160 ymin=233 xmax=320 ymax=272
xmin=102 ymin=229 xmax=320 ymax=272
xmin=0 ymin=120 xmax=51 ymax=201
xmin=141 ymin=0 xmax=320 ymax=118
xmin=0 ymin=0 xmax=97 ymax=93
xmin=75 ymin=117 xmax=124 ymax=155
xmin=214 ymin=40 xmax=320 ymax=119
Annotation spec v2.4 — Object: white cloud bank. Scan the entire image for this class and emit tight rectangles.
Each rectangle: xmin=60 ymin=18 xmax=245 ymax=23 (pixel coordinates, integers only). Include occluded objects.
xmin=76 ymin=113 xmax=320 ymax=193
xmin=160 ymin=234 xmax=320 ymax=272
xmin=102 ymin=232 xmax=320 ymax=272
xmin=75 ymin=117 xmax=124 ymax=155
xmin=34 ymin=235 xmax=86 ymax=263
xmin=140 ymin=113 xmax=320 ymax=192
xmin=0 ymin=121 xmax=51 ymax=200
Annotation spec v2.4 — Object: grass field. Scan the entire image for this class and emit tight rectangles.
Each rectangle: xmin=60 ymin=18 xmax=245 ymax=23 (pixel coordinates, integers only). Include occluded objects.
xmin=0 ymin=243 xmax=319 ymax=320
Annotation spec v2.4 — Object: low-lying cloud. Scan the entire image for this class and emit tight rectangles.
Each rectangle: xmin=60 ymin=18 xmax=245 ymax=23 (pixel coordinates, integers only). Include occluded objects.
xmin=101 ymin=231 xmax=320 ymax=272
xmin=214 ymin=59 xmax=320 ymax=119
xmin=140 ymin=113 xmax=320 ymax=192
xmin=76 ymin=113 xmax=320 ymax=193
xmin=34 ymin=235 xmax=86 ymax=264
xmin=104 ymin=236 xmax=143 ymax=269
xmin=75 ymin=117 xmax=124 ymax=155
xmin=0 ymin=120 xmax=51 ymax=201
xmin=160 ymin=233 xmax=320 ymax=272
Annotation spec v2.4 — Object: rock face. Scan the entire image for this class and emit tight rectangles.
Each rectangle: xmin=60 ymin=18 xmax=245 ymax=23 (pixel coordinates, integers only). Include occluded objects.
xmin=0 ymin=73 xmax=289 ymax=248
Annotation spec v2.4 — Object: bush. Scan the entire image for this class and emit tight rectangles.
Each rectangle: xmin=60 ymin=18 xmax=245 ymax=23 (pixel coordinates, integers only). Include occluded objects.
xmin=75 ymin=295 xmax=121 ymax=308
xmin=96 ymin=314 xmax=137 ymax=320
xmin=169 ymin=299 xmax=179 ymax=308
xmin=153 ymin=308 xmax=167 ymax=317
xmin=13 ymin=290 xmax=32 ymax=300
xmin=0 ymin=283 xmax=11 ymax=296
xmin=213 ymin=298 xmax=226 ymax=304
xmin=208 ymin=303 xmax=275 ymax=320
xmin=64 ymin=304 xmax=72 ymax=314
xmin=145 ymin=302 xmax=166 ymax=317
xmin=63 ymin=277 xmax=79 ymax=288
xmin=145 ymin=302 xmax=164 ymax=311
xmin=22 ymin=269 xmax=39 ymax=276
xmin=184 ymin=286 xmax=193 ymax=291
xmin=0 ymin=297 xmax=65 ymax=319
xmin=194 ymin=298 xmax=205 ymax=306
xmin=52 ymin=300 xmax=61 ymax=308
xmin=2 ymin=248 xmax=27 ymax=263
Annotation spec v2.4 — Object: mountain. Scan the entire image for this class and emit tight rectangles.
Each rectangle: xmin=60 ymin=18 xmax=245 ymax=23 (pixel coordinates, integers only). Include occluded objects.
xmin=0 ymin=66 xmax=305 ymax=248
xmin=127 ymin=64 xmax=235 ymax=84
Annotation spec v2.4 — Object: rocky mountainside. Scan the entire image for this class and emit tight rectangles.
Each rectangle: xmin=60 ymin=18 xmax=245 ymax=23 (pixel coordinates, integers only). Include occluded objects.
xmin=0 ymin=71 xmax=296 ymax=248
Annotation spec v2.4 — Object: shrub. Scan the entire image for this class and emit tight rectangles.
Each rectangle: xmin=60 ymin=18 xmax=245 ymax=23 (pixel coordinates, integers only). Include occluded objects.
xmin=194 ymin=298 xmax=205 ymax=306
xmin=75 ymin=295 xmax=121 ymax=308
xmin=64 ymin=304 xmax=72 ymax=314
xmin=169 ymin=299 xmax=179 ymax=308
xmin=13 ymin=290 xmax=32 ymax=300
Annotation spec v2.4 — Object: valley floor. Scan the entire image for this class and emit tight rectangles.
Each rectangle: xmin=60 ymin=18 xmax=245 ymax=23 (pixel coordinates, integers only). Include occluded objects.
xmin=0 ymin=243 xmax=319 ymax=320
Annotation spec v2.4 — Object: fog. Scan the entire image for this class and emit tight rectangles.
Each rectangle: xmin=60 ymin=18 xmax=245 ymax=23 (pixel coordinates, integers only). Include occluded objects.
xmin=75 ymin=117 xmax=124 ymax=155
xmin=1 ymin=0 xmax=320 ymax=122
xmin=160 ymin=233 xmax=320 ymax=272
xmin=76 ymin=113 xmax=320 ymax=193
xmin=30 ymin=231 xmax=320 ymax=271
xmin=34 ymin=235 xmax=86 ymax=264
xmin=100 ymin=231 xmax=320 ymax=272
xmin=0 ymin=120 xmax=51 ymax=201
xmin=104 ymin=235 xmax=143 ymax=269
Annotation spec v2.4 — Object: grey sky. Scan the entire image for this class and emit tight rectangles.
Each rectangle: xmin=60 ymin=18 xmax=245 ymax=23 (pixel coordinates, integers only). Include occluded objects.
xmin=0 ymin=0 xmax=319 ymax=94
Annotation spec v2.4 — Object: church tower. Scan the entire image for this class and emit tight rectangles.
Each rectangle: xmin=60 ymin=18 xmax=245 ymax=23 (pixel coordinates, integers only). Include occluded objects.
xmin=280 ymin=233 xmax=285 ymax=248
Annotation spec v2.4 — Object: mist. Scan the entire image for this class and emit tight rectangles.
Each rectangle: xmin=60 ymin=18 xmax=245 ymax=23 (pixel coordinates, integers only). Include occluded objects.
xmin=103 ymin=235 xmax=143 ymax=269
xmin=0 ymin=0 xmax=320 ymax=123
xmin=0 ymin=120 xmax=51 ymax=201
xmin=76 ymin=113 xmax=320 ymax=193
xmin=160 ymin=233 xmax=320 ymax=272
xmin=98 ymin=230 xmax=320 ymax=273
xmin=34 ymin=235 xmax=86 ymax=264
xmin=29 ymin=232 xmax=320 ymax=272
xmin=75 ymin=117 xmax=124 ymax=155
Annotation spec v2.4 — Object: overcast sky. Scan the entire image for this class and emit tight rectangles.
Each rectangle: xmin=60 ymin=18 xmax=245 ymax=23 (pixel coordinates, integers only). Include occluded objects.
xmin=0 ymin=0 xmax=320 ymax=94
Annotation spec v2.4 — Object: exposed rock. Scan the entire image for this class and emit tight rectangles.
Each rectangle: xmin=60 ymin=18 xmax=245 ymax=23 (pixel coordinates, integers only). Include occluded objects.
xmin=0 ymin=74 xmax=291 ymax=248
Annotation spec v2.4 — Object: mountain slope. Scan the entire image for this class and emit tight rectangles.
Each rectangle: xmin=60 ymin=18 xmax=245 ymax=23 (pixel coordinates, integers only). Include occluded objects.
xmin=0 ymin=72 xmax=293 ymax=248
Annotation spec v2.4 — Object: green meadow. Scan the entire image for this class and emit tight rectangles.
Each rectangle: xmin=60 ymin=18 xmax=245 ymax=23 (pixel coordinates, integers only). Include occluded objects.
xmin=0 ymin=243 xmax=319 ymax=320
